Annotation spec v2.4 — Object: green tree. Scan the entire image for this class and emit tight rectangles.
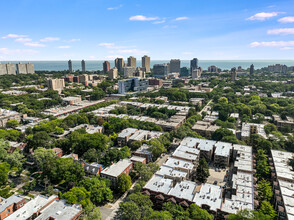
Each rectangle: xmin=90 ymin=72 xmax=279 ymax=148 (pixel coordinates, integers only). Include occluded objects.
xmin=258 ymin=180 xmax=273 ymax=202
xmin=258 ymin=201 xmax=277 ymax=219
xmin=256 ymin=149 xmax=270 ymax=180
xmin=82 ymin=207 xmax=102 ymax=220
xmin=0 ymin=162 xmax=10 ymax=186
xmin=62 ymin=187 xmax=92 ymax=208
xmin=6 ymin=119 xmax=19 ymax=128
xmin=78 ymin=177 xmax=113 ymax=205
xmin=117 ymin=173 xmax=132 ymax=194
xmin=188 ymin=203 xmax=213 ymax=220
xmin=196 ymin=158 xmax=210 ymax=183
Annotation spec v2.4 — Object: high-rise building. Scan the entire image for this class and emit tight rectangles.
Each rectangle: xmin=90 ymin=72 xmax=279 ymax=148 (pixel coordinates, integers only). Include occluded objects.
xmin=103 ymin=61 xmax=110 ymax=73
xmin=16 ymin=63 xmax=27 ymax=74
xmin=81 ymin=60 xmax=86 ymax=72
xmin=128 ymin=56 xmax=136 ymax=68
xmin=268 ymin=64 xmax=287 ymax=73
xmin=237 ymin=66 xmax=242 ymax=72
xmin=68 ymin=60 xmax=73 ymax=73
xmin=6 ymin=63 xmax=16 ymax=75
xmin=26 ymin=62 xmax=35 ymax=74
xmin=108 ymin=67 xmax=118 ymax=80
xmin=142 ymin=55 xmax=151 ymax=73
xmin=250 ymin=64 xmax=254 ymax=75
xmin=190 ymin=58 xmax=198 ymax=73
xmin=79 ymin=74 xmax=88 ymax=86
xmin=123 ymin=66 xmax=136 ymax=77
xmin=118 ymin=77 xmax=149 ymax=94
xmin=153 ymin=64 xmax=169 ymax=78
xmin=208 ymin=65 xmax=218 ymax=73
xmin=0 ymin=63 xmax=6 ymax=75
xmin=47 ymin=79 xmax=65 ymax=91
xmin=115 ymin=58 xmax=125 ymax=73
xmin=169 ymin=59 xmax=181 ymax=73
xmin=231 ymin=67 xmax=237 ymax=81
xmin=192 ymin=69 xmax=202 ymax=79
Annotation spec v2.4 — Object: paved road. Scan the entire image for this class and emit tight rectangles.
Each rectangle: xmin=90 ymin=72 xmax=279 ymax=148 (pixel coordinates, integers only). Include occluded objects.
xmin=199 ymin=99 xmax=212 ymax=115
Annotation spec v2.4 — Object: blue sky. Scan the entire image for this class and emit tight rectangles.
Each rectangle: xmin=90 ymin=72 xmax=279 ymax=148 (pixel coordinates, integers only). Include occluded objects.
xmin=0 ymin=0 xmax=294 ymax=60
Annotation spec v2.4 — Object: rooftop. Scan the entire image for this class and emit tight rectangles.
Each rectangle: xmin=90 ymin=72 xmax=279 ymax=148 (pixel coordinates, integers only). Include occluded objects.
xmin=163 ymin=157 xmax=194 ymax=171
xmin=101 ymin=159 xmax=132 ymax=178
xmin=34 ymin=199 xmax=82 ymax=220
xmin=156 ymin=165 xmax=188 ymax=179
xmin=5 ymin=195 xmax=58 ymax=220
xmin=214 ymin=142 xmax=233 ymax=157
xmin=193 ymin=184 xmax=223 ymax=212
xmin=144 ymin=175 xmax=173 ymax=194
xmin=168 ymin=180 xmax=198 ymax=202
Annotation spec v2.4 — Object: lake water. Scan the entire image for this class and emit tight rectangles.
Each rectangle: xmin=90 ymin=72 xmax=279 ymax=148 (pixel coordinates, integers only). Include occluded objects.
xmin=2 ymin=60 xmax=294 ymax=71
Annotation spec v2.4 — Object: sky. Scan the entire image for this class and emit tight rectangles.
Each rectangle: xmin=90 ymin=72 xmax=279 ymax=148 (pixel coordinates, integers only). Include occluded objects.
xmin=0 ymin=0 xmax=294 ymax=61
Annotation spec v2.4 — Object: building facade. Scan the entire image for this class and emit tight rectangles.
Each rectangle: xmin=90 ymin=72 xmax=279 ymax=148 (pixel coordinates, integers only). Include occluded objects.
xmin=170 ymin=59 xmax=181 ymax=73
xmin=47 ymin=78 xmax=65 ymax=91
xmin=190 ymin=58 xmax=198 ymax=73
xmin=103 ymin=61 xmax=110 ymax=73
xmin=68 ymin=60 xmax=73 ymax=72
xmin=118 ymin=77 xmax=149 ymax=94
xmin=115 ymin=58 xmax=125 ymax=72
xmin=128 ymin=56 xmax=136 ymax=68
xmin=153 ymin=64 xmax=169 ymax=78
xmin=142 ymin=55 xmax=151 ymax=73
xmin=81 ymin=60 xmax=86 ymax=72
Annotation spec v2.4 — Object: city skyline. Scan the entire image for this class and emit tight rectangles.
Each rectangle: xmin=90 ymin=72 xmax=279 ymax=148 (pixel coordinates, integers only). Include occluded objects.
xmin=1 ymin=0 xmax=294 ymax=61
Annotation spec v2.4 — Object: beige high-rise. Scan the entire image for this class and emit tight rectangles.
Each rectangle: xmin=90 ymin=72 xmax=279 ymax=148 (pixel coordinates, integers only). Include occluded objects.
xmin=48 ymin=79 xmax=65 ymax=91
xmin=142 ymin=55 xmax=150 ymax=73
xmin=128 ymin=56 xmax=136 ymax=68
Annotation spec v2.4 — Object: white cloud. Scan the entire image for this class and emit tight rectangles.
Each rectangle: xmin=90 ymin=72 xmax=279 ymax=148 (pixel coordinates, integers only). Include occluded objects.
xmin=250 ymin=41 xmax=294 ymax=47
xmin=107 ymin=4 xmax=123 ymax=10
xmin=0 ymin=48 xmax=38 ymax=55
xmin=98 ymin=43 xmax=126 ymax=49
xmin=153 ymin=20 xmax=166 ymax=24
xmin=175 ymin=17 xmax=189 ymax=21
xmin=129 ymin=15 xmax=159 ymax=21
xmin=116 ymin=49 xmax=148 ymax=55
xmin=89 ymin=56 xmax=96 ymax=60
xmin=278 ymin=16 xmax=294 ymax=23
xmin=247 ymin=12 xmax=282 ymax=21
xmin=40 ymin=37 xmax=60 ymax=42
xmin=280 ymin=47 xmax=294 ymax=50
xmin=2 ymin=34 xmax=28 ymax=39
xmin=67 ymin=38 xmax=80 ymax=42
xmin=24 ymin=42 xmax=46 ymax=47
xmin=57 ymin=45 xmax=71 ymax=49
xmin=15 ymin=38 xmax=32 ymax=42
xmin=267 ymin=28 xmax=294 ymax=35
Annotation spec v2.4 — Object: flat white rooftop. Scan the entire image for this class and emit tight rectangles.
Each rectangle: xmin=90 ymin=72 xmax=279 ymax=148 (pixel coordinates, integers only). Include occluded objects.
xmin=163 ymin=157 xmax=194 ymax=171
xmin=144 ymin=175 xmax=173 ymax=194
xmin=156 ymin=165 xmax=188 ymax=179
xmin=193 ymin=184 xmax=223 ymax=212
xmin=35 ymin=199 xmax=82 ymax=220
xmin=168 ymin=180 xmax=198 ymax=202
xmin=118 ymin=128 xmax=138 ymax=138
xmin=214 ymin=142 xmax=232 ymax=157
xmin=5 ymin=195 xmax=58 ymax=220
xmin=101 ymin=159 xmax=132 ymax=178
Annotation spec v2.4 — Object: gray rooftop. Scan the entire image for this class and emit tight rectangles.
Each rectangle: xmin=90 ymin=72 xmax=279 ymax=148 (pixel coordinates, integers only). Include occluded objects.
xmin=35 ymin=199 xmax=82 ymax=220
xmin=101 ymin=159 xmax=132 ymax=178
